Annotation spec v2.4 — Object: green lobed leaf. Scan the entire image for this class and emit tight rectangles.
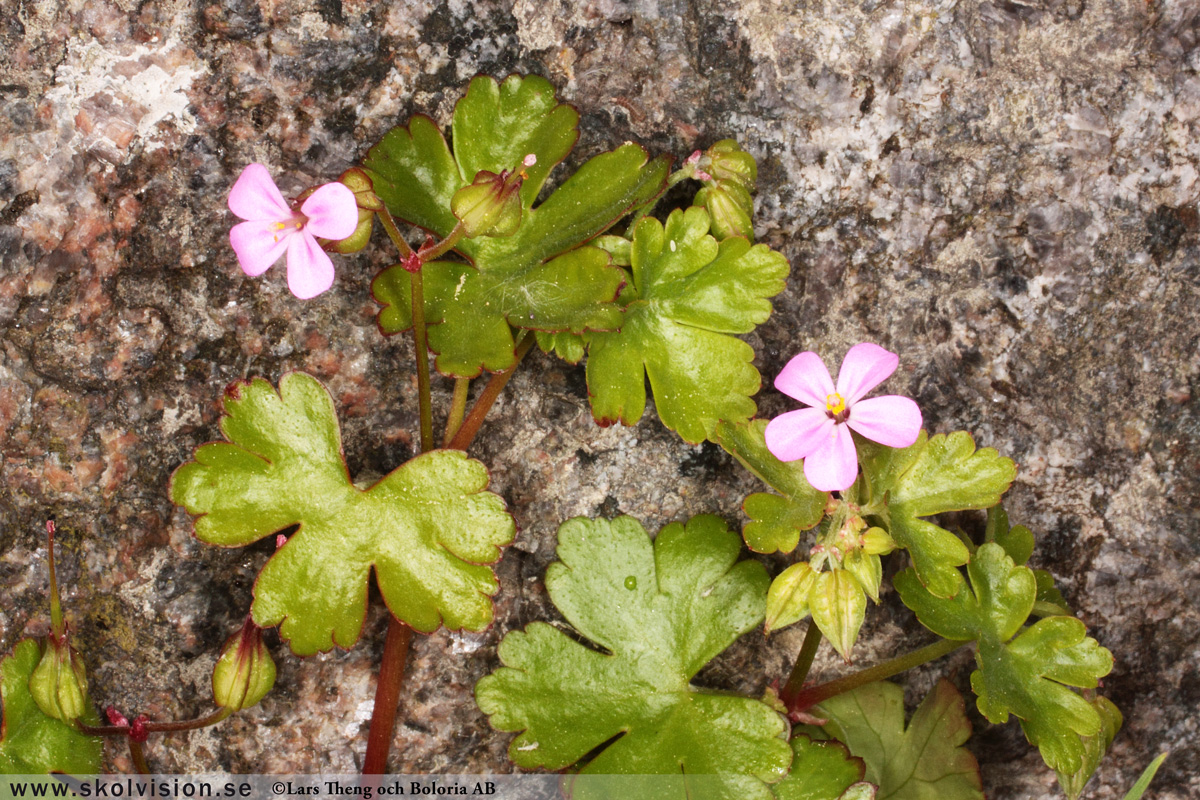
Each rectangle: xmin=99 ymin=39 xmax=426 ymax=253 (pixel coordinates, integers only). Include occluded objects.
xmin=859 ymin=432 xmax=1016 ymax=599
xmin=1055 ymin=696 xmax=1122 ymax=800
xmin=170 ymin=373 xmax=515 ymax=655
xmin=819 ymin=680 xmax=982 ymax=800
xmin=367 ymin=76 xmax=671 ymax=377
xmin=714 ymin=420 xmax=828 ymax=554
xmin=895 ymin=543 xmax=1114 ymax=775
xmin=586 ymin=207 xmax=789 ymax=443
xmin=0 ymin=640 xmax=102 ymax=774
xmin=476 ymin=515 xmax=791 ymax=800
xmin=773 ymin=735 xmax=869 ymax=800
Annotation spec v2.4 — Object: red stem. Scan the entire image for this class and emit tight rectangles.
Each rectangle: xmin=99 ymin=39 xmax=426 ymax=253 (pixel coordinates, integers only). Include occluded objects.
xmin=446 ymin=332 xmax=536 ymax=451
xmin=362 ymin=616 xmax=413 ymax=774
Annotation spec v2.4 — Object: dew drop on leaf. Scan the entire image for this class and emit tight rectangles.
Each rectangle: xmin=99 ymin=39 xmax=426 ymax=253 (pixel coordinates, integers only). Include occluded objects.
xmin=624 ymin=576 xmax=637 ymax=590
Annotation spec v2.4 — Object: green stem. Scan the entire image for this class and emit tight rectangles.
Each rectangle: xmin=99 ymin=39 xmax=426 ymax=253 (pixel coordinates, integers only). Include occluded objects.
xmin=446 ymin=332 xmax=536 ymax=451
xmin=780 ymin=623 xmax=822 ymax=706
xmin=375 ymin=208 xmax=414 ymax=259
xmin=623 ymin=167 xmax=694 ymax=237
xmin=788 ymin=638 xmax=970 ymax=714
xmin=443 ymin=378 xmax=470 ymax=447
xmin=418 ymin=224 xmax=466 ymax=262
xmin=410 ymin=268 xmax=434 ymax=453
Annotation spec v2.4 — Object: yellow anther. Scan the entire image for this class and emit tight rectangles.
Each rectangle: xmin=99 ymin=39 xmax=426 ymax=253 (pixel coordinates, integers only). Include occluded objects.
xmin=294 ymin=222 xmax=302 ymax=229
xmin=273 ymin=222 xmax=286 ymax=230
xmin=825 ymin=392 xmax=846 ymax=415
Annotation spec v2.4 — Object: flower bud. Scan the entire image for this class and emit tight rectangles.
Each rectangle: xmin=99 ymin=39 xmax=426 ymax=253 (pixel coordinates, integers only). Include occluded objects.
xmin=696 ymin=184 xmax=755 ymax=241
xmin=327 ymin=168 xmax=382 ymax=254
xmin=29 ymin=633 xmax=89 ymax=722
xmin=862 ymin=527 xmax=897 ymax=556
xmin=451 ymin=167 xmax=525 ymax=239
xmin=212 ymin=619 xmax=276 ymax=712
xmin=700 ymin=139 xmax=758 ymax=192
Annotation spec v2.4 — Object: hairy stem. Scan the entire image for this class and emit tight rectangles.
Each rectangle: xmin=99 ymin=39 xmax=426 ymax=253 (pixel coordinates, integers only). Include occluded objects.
xmin=444 ymin=378 xmax=470 ymax=447
xmin=411 ymin=268 xmax=434 ymax=453
xmin=418 ymin=224 xmax=466 ymax=262
xmin=780 ymin=623 xmax=823 ymax=706
xmin=788 ymin=637 xmax=970 ymax=714
xmin=446 ymin=332 xmax=536 ymax=451
xmin=362 ymin=616 xmax=413 ymax=774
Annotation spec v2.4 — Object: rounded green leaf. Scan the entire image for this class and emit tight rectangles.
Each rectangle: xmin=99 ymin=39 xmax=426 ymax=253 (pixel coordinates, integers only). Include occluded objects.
xmin=171 ymin=373 xmax=515 ymax=655
xmin=714 ymin=419 xmax=828 ymax=554
xmin=773 ymin=734 xmax=867 ymax=800
xmin=819 ymin=681 xmax=982 ymax=800
xmin=476 ymin=515 xmax=791 ymax=800
xmin=586 ymin=209 xmax=789 ymax=443
xmin=859 ymin=432 xmax=1016 ymax=599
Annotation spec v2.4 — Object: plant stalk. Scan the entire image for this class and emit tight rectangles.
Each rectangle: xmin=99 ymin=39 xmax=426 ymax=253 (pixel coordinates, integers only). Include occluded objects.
xmin=376 ymin=208 xmax=414 ymax=259
xmin=780 ymin=623 xmax=822 ymax=706
xmin=127 ymin=740 xmax=150 ymax=776
xmin=417 ymin=224 xmax=466 ymax=262
xmin=76 ymin=707 xmax=233 ymax=737
xmin=362 ymin=616 xmax=413 ymax=774
xmin=788 ymin=637 xmax=970 ymax=714
xmin=411 ymin=268 xmax=434 ymax=453
xmin=444 ymin=378 xmax=471 ymax=446
xmin=46 ymin=520 xmax=65 ymax=638
xmin=446 ymin=332 xmax=536 ymax=451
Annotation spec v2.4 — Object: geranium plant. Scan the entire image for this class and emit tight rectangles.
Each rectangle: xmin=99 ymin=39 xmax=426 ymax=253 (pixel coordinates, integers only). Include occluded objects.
xmin=0 ymin=73 xmax=1165 ymax=800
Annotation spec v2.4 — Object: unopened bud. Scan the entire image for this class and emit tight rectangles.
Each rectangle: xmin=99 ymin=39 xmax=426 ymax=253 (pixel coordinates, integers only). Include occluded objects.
xmin=326 ymin=168 xmax=381 ymax=254
xmin=700 ymin=139 xmax=758 ymax=191
xmin=451 ymin=167 xmax=525 ymax=239
xmin=696 ymin=184 xmax=755 ymax=241
xmin=29 ymin=633 xmax=89 ymax=722
xmin=212 ymin=618 xmax=276 ymax=712
xmin=862 ymin=527 xmax=898 ymax=556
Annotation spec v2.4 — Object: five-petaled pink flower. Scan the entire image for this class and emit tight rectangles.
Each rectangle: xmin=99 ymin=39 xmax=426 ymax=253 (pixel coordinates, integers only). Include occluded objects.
xmin=228 ymin=164 xmax=359 ymax=299
xmin=765 ymin=343 xmax=922 ymax=492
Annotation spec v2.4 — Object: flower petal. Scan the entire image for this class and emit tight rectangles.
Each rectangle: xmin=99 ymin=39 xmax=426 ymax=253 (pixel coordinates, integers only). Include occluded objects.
xmin=285 ymin=234 xmax=336 ymax=299
xmin=803 ymin=424 xmax=859 ymax=492
xmin=230 ymin=220 xmax=291 ymax=277
xmin=765 ymin=407 xmax=836 ymax=462
xmin=229 ymin=164 xmax=292 ymax=222
xmin=300 ymin=182 xmax=359 ymax=240
xmin=775 ymin=351 xmax=836 ymax=408
xmin=836 ymin=343 xmax=899 ymax=405
xmin=846 ymin=395 xmax=923 ymax=447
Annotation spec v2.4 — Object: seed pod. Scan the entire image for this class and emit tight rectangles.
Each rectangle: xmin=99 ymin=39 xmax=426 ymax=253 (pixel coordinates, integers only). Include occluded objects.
xmin=29 ymin=633 xmax=89 ymax=722
xmin=212 ymin=618 xmax=276 ymax=712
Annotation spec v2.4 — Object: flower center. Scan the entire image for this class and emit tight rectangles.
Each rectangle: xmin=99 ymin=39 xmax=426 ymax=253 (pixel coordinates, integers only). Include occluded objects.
xmin=271 ymin=214 xmax=307 ymax=243
xmin=825 ymin=392 xmax=846 ymax=416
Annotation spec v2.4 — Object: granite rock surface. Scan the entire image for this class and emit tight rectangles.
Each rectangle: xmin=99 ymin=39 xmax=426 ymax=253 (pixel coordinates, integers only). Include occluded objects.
xmin=1 ymin=0 xmax=1198 ymax=796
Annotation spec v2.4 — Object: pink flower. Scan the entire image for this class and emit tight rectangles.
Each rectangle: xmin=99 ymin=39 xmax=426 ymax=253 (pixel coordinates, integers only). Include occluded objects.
xmin=228 ymin=164 xmax=359 ymax=299
xmin=764 ymin=343 xmax=922 ymax=492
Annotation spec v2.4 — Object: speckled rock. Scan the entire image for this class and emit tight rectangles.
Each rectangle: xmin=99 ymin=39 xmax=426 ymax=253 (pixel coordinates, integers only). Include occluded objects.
xmin=1 ymin=0 xmax=1197 ymax=796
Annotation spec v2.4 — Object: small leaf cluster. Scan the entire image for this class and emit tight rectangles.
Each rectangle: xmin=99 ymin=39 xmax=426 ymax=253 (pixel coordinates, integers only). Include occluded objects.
xmin=365 ymin=74 xmax=789 ymax=443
